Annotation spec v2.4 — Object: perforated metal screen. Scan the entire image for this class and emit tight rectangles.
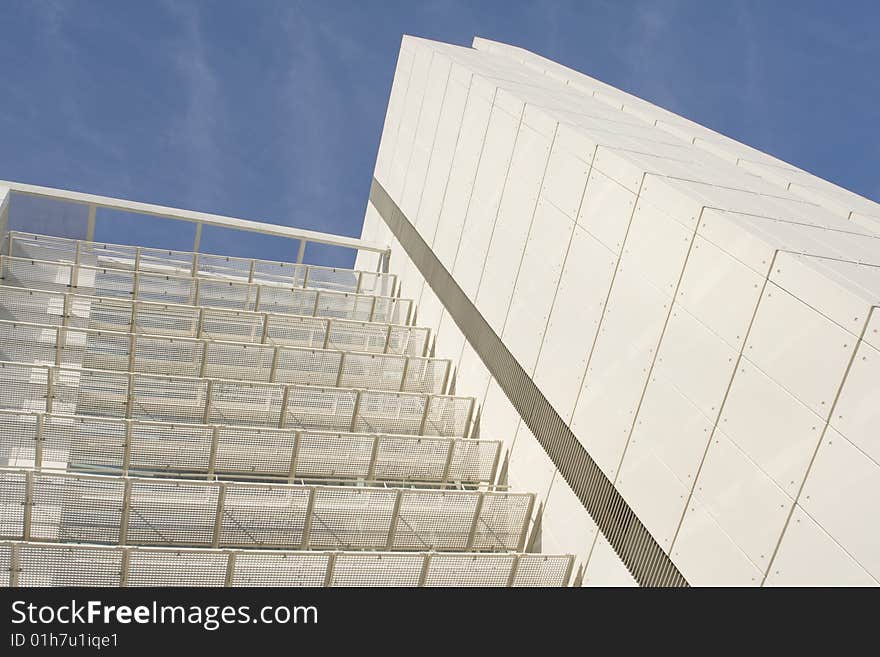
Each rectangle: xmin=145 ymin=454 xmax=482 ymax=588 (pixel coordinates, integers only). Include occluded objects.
xmin=3 ymin=541 xmax=573 ymax=587
xmin=8 ymin=231 xmax=398 ymax=296
xmin=0 ymin=255 xmax=411 ymax=324
xmin=0 ymin=285 xmax=430 ymax=356
xmin=0 ymin=468 xmax=531 ymax=551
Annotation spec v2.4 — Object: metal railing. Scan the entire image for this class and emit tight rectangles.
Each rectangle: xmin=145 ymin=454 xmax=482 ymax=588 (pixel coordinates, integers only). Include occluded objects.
xmin=0 ymin=360 xmax=475 ymax=437
xmin=0 ymin=180 xmax=391 ymax=268
xmin=0 ymin=467 xmax=533 ymax=552
xmin=7 ymin=231 xmax=398 ymax=296
xmin=0 ymin=319 xmax=451 ymax=395
xmin=0 ymin=255 xmax=413 ymax=324
xmin=0 ymin=408 xmax=501 ymax=485
xmin=0 ymin=284 xmax=431 ymax=356
xmin=1 ymin=541 xmax=574 ymax=587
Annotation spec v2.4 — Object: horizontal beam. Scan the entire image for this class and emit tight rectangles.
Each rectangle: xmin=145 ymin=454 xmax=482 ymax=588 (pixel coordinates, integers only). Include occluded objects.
xmin=0 ymin=179 xmax=389 ymax=254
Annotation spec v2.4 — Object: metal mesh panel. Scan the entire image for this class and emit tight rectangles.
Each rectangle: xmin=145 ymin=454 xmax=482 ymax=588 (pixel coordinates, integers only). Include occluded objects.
xmin=423 ymin=396 xmax=473 ymax=436
xmin=127 ymin=549 xmax=227 ymax=586
xmin=326 ymin=321 xmax=386 ymax=353
xmin=135 ymin=303 xmax=199 ymax=337
xmin=295 ymin=432 xmax=374 ymax=480
xmin=308 ymin=487 xmax=396 ymax=549
xmin=339 ymin=353 xmax=405 ymax=391
xmin=231 ymin=551 xmax=328 ymax=586
xmin=0 ymin=470 xmax=25 ymax=538
xmin=205 ymin=342 xmax=273 ymax=381
xmin=0 ymin=322 xmax=56 ymax=364
xmin=425 ymin=554 xmax=515 ymax=587
xmin=257 ymin=286 xmax=317 ymax=316
xmin=372 ymin=436 xmax=449 ymax=482
xmin=129 ymin=423 xmax=213 ymax=476
xmin=264 ymin=315 xmax=326 ymax=347
xmin=512 ymin=555 xmax=573 ymax=587
xmin=448 ymin=440 xmax=501 ymax=484
xmin=0 ymin=543 xmax=10 ymax=586
xmin=402 ymin=357 xmax=449 ymax=394
xmin=43 ymin=414 xmax=126 ymax=471
xmin=0 ymin=287 xmax=64 ymax=326
xmin=2 ymin=257 xmax=72 ymax=292
xmin=131 ymin=374 xmax=205 ymax=423
xmin=63 ymin=368 xmax=128 ymax=417
xmin=285 ymin=387 xmax=356 ymax=432
xmin=31 ymin=472 xmax=124 ymax=543
xmin=304 ymin=267 xmax=358 ymax=293
xmin=135 ymin=335 xmax=202 ymax=377
xmin=273 ymin=348 xmax=340 ymax=387
xmin=316 ymin=293 xmax=372 ymax=322
xmin=252 ymin=260 xmax=303 ymax=287
xmin=128 ymin=479 xmax=218 ymax=546
xmin=330 ymin=553 xmax=424 ymax=587
xmin=10 ymin=233 xmax=78 ymax=262
xmin=353 ymin=391 xmax=424 ymax=435
xmin=214 ymin=427 xmax=296 ymax=478
xmin=196 ymin=278 xmax=256 ymax=310
xmin=136 ymin=247 xmax=193 ymax=274
xmin=219 ymin=485 xmax=309 ymax=548
xmin=0 ymin=412 xmax=36 ymax=468
xmin=79 ymin=329 xmax=129 ymax=371
xmin=208 ymin=381 xmax=282 ymax=426
xmin=201 ymin=309 xmax=264 ymax=342
xmin=393 ymin=490 xmax=480 ymax=551
xmin=472 ymin=492 xmax=532 ymax=551
xmin=0 ymin=361 xmax=49 ymax=413
xmin=90 ymin=267 xmax=135 ymax=298
xmin=18 ymin=543 xmax=122 ymax=586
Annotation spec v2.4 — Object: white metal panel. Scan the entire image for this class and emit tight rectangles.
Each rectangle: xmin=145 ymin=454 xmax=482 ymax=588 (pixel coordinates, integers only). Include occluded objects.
xmin=765 ymin=505 xmax=876 ymax=586
xmin=590 ymin=146 xmax=643 ymax=194
xmin=430 ymin=82 xmax=494 ymax=268
xmin=435 ymin=312 xmax=466 ymax=374
xmin=582 ymin=535 xmax=637 ymax=587
xmin=831 ymin=339 xmax=880 ymax=463
xmin=541 ymin=139 xmax=592 ymax=219
xmin=745 ymin=284 xmax=855 ymax=417
xmin=689 ymin=207 xmax=775 ymax=277
xmin=721 ymin=358 xmax=824 ymax=497
xmin=540 ymin=474 xmax=598 ymax=563
xmin=628 ymin=369 xmax=716 ymax=490
xmin=652 ymin=305 xmax=739 ymax=420
xmin=374 ymin=46 xmax=414 ymax=187
xmin=676 ymin=233 xmax=766 ymax=349
xmin=569 ymin=267 xmax=669 ymax=478
xmin=799 ymin=426 xmax=880 ymax=580
xmin=533 ymin=226 xmax=617 ymax=420
xmin=455 ymin=341 xmax=490 ymax=402
xmin=620 ymin=198 xmax=694 ymax=295
xmin=521 ymin=104 xmax=557 ymax=139
xmin=388 ymin=46 xmax=433 ymax=200
xmin=400 ymin=53 xmax=452 ymax=222
xmin=507 ymin=422 xmax=556 ymax=504
xmin=416 ymin=283 xmax=445 ymax=336
xmin=415 ymin=67 xmax=471 ymax=245
xmin=454 ymin=101 xmax=521 ymax=298
xmin=475 ymin=123 xmax=552 ymax=333
xmin=693 ymin=429 xmax=793 ymax=572
xmin=770 ymin=253 xmax=877 ymax=334
xmin=576 ymin=167 xmax=636 ymax=254
xmin=616 ymin=408 xmax=692 ymax=550
xmin=503 ymin=199 xmax=575 ymax=372
xmin=554 ymin=122 xmax=598 ymax=164
xmin=866 ymin=308 xmax=880 ymax=351
xmin=672 ymin=495 xmax=763 ymax=586
xmin=481 ymin=379 xmax=522 ymax=454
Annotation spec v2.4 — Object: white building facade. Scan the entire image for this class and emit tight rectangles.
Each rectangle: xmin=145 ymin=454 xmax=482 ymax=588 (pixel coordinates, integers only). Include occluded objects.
xmin=358 ymin=36 xmax=880 ymax=586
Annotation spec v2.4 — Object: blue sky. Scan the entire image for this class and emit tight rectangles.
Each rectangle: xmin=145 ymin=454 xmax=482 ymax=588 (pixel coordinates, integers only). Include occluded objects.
xmin=1 ymin=0 xmax=878 ymax=266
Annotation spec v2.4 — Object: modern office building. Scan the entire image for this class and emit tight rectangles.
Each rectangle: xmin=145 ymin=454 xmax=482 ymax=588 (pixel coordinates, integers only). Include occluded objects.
xmin=1 ymin=35 xmax=878 ymax=587
xmin=358 ymin=36 xmax=880 ymax=587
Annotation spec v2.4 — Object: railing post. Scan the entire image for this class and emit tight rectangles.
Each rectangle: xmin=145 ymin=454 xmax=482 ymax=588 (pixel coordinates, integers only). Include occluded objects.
xmin=224 ymin=551 xmax=236 ymax=587
xmin=287 ymin=430 xmax=302 ymax=484
xmin=278 ymin=385 xmax=290 ymax=429
xmin=202 ymin=379 xmax=214 ymax=425
xmin=0 ymin=186 xmax=10 ymax=250
xmin=212 ymin=482 xmax=227 ymax=548
xmin=119 ymin=479 xmax=132 ymax=546
xmin=207 ymin=426 xmax=220 ymax=480
xmin=466 ymin=492 xmax=486 ymax=550
xmin=385 ymin=489 xmax=405 ymax=549
xmin=34 ymin=413 xmax=45 ymax=470
xmin=301 ymin=487 xmax=317 ymax=548
xmin=122 ymin=419 xmax=133 ymax=476
xmin=193 ymin=222 xmax=202 ymax=254
xmin=22 ymin=469 xmax=34 ymax=540
xmin=296 ymin=239 xmax=307 ymax=265
xmin=86 ymin=204 xmax=96 ymax=242
xmin=349 ymin=390 xmax=362 ymax=433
